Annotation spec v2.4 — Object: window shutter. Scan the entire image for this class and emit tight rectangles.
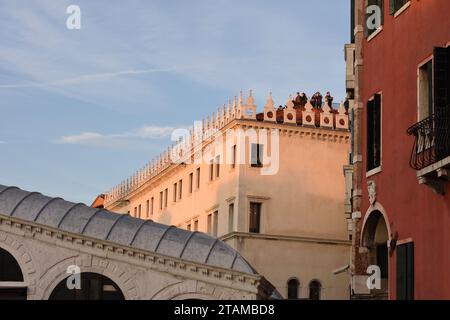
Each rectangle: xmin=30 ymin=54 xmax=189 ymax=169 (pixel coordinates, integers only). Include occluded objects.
xmin=258 ymin=144 xmax=264 ymax=166
xmin=433 ymin=47 xmax=450 ymax=160
xmin=374 ymin=94 xmax=382 ymax=168
xmin=366 ymin=99 xmax=375 ymax=171
xmin=389 ymin=0 xmax=396 ymax=15
xmin=251 ymin=144 xmax=258 ymax=166
xmin=406 ymin=243 xmax=414 ymax=300
xmin=396 ymin=244 xmax=406 ymax=300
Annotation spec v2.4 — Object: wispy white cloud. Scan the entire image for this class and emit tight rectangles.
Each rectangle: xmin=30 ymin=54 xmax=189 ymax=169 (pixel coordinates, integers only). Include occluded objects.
xmin=55 ymin=125 xmax=178 ymax=148
xmin=0 ymin=66 xmax=182 ymax=89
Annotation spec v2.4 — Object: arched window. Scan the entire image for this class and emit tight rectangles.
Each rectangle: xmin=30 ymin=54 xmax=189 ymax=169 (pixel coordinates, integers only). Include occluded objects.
xmin=309 ymin=280 xmax=322 ymax=300
xmin=0 ymin=247 xmax=26 ymax=300
xmin=0 ymin=247 xmax=24 ymax=282
xmin=49 ymin=272 xmax=125 ymax=300
xmin=287 ymin=278 xmax=300 ymax=299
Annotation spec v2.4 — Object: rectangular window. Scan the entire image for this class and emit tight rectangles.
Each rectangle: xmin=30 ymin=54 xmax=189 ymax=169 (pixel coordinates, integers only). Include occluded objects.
xmin=194 ymin=219 xmax=199 ymax=232
xmin=251 ymin=144 xmax=264 ymax=168
xmin=134 ymin=207 xmax=137 ymax=217
xmin=164 ymin=188 xmax=168 ymax=208
xmin=215 ymin=156 xmax=220 ymax=178
xmin=397 ymin=242 xmax=414 ymax=300
xmin=228 ymin=203 xmax=234 ymax=233
xmin=231 ymin=145 xmax=237 ymax=168
xmin=213 ymin=211 xmax=218 ymax=237
xmin=146 ymin=200 xmax=149 ymax=218
xmin=365 ymin=0 xmax=384 ymax=38
xmin=187 ymin=223 xmax=191 ymax=231
xmin=209 ymin=160 xmax=214 ymax=181
xmin=150 ymin=197 xmax=154 ymax=216
xmin=389 ymin=0 xmax=409 ymax=15
xmin=249 ymin=202 xmax=262 ymax=233
xmin=178 ymin=179 xmax=183 ymax=200
xmin=159 ymin=191 xmax=163 ymax=210
xmin=138 ymin=204 xmax=141 ymax=218
xmin=196 ymin=168 xmax=201 ymax=189
xmin=173 ymin=183 xmax=177 ymax=202
xmin=189 ymin=173 xmax=193 ymax=193
xmin=418 ymin=60 xmax=433 ymax=121
xmin=366 ymin=94 xmax=382 ymax=172
xmin=433 ymin=46 xmax=450 ymax=161
xmin=207 ymin=214 xmax=212 ymax=235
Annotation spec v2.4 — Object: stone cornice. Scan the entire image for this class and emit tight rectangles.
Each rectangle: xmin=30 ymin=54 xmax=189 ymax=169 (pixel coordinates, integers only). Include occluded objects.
xmin=220 ymin=232 xmax=352 ymax=246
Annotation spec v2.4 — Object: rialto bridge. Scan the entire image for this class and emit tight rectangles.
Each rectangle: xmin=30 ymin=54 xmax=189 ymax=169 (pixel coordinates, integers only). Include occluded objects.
xmin=0 ymin=184 xmax=276 ymax=300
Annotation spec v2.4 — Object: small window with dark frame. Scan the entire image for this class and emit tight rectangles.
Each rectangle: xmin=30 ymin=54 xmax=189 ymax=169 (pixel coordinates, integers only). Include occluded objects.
xmin=178 ymin=179 xmax=183 ymax=200
xmin=159 ymin=191 xmax=163 ymax=210
xmin=389 ymin=0 xmax=409 ymax=15
xmin=231 ymin=145 xmax=237 ymax=169
xmin=396 ymin=242 xmax=414 ymax=300
xmin=194 ymin=219 xmax=199 ymax=232
xmin=215 ymin=155 xmax=220 ymax=178
xmin=366 ymin=94 xmax=382 ymax=172
xmin=228 ymin=203 xmax=234 ymax=233
xmin=213 ymin=210 xmax=218 ymax=237
xmin=196 ymin=168 xmax=201 ymax=189
xmin=173 ymin=183 xmax=177 ymax=203
xmin=309 ymin=280 xmax=322 ymax=300
xmin=249 ymin=202 xmax=262 ymax=233
xmin=145 ymin=200 xmax=149 ymax=218
xmin=138 ymin=204 xmax=141 ymax=218
xmin=251 ymin=144 xmax=263 ymax=168
xmin=207 ymin=214 xmax=212 ymax=235
xmin=150 ymin=197 xmax=154 ymax=216
xmin=287 ymin=278 xmax=300 ymax=300
xmin=189 ymin=173 xmax=193 ymax=193
xmin=209 ymin=160 xmax=214 ymax=181
xmin=164 ymin=188 xmax=168 ymax=208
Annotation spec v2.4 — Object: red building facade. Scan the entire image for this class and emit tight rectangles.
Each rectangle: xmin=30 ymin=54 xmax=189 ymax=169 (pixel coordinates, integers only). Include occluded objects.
xmin=353 ymin=0 xmax=450 ymax=300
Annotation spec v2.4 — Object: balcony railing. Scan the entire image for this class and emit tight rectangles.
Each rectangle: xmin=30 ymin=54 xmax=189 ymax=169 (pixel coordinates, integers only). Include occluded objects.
xmin=407 ymin=113 xmax=450 ymax=170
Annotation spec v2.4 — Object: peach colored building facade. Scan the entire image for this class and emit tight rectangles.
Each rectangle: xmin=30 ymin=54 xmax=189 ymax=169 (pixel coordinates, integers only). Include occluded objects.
xmin=104 ymin=91 xmax=352 ymax=299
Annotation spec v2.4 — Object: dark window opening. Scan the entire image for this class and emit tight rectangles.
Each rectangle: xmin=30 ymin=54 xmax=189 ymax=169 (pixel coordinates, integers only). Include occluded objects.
xmin=249 ymin=202 xmax=261 ymax=233
xmin=49 ymin=273 xmax=125 ymax=300
xmin=309 ymin=280 xmax=322 ymax=300
xmin=251 ymin=144 xmax=264 ymax=168
xmin=366 ymin=94 xmax=382 ymax=171
xmin=287 ymin=279 xmax=300 ymax=300
xmin=196 ymin=168 xmax=201 ymax=189
xmin=0 ymin=248 xmax=24 ymax=282
xmin=396 ymin=242 xmax=414 ymax=300
xmin=389 ymin=0 xmax=409 ymax=15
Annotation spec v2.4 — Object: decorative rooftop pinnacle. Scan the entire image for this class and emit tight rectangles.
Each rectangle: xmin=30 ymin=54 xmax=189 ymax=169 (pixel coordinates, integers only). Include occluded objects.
xmin=246 ymin=89 xmax=255 ymax=106
xmin=264 ymin=91 xmax=275 ymax=109
xmin=238 ymin=90 xmax=243 ymax=109
xmin=285 ymin=95 xmax=295 ymax=109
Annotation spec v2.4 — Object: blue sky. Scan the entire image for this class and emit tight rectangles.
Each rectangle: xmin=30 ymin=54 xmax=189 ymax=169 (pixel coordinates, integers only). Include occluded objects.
xmin=0 ymin=0 xmax=350 ymax=204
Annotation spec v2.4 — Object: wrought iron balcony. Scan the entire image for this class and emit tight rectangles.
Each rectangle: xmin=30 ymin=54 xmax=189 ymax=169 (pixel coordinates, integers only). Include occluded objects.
xmin=407 ymin=114 xmax=436 ymax=170
xmin=407 ymin=113 xmax=450 ymax=171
